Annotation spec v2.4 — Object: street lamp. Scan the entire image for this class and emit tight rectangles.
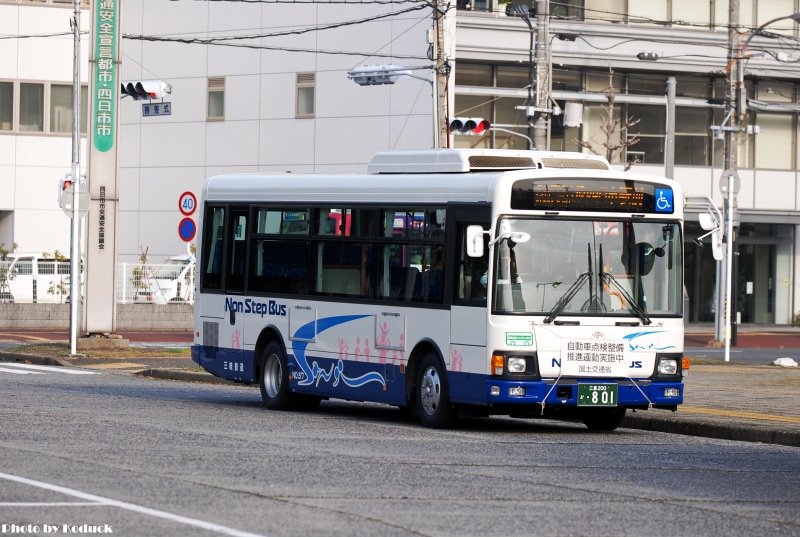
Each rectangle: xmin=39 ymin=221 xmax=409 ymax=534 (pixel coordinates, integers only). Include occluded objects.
xmin=347 ymin=64 xmax=438 ymax=148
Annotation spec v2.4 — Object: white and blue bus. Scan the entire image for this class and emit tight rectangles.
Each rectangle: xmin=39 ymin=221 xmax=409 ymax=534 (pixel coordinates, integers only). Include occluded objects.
xmin=192 ymin=149 xmax=685 ymax=431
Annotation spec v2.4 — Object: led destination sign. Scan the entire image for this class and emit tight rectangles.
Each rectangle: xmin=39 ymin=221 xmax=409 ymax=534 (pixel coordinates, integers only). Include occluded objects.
xmin=511 ymin=178 xmax=674 ymax=214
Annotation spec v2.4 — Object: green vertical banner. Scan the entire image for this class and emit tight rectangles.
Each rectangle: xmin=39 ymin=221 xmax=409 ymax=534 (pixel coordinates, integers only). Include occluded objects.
xmin=92 ymin=0 xmax=119 ymax=152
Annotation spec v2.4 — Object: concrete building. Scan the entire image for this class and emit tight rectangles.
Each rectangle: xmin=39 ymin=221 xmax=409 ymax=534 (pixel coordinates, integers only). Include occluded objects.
xmin=1 ymin=0 xmax=799 ymax=325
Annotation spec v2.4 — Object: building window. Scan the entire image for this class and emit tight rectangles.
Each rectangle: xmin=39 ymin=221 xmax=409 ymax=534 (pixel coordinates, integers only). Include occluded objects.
xmin=627 ymin=104 xmax=665 ymax=164
xmin=207 ymin=77 xmax=225 ymax=120
xmin=585 ymin=0 xmax=625 ymax=23
xmin=675 ymin=107 xmax=711 ymax=166
xmin=455 ymin=64 xmax=493 ymax=87
xmin=19 ymin=83 xmax=44 ymax=132
xmin=49 ymin=84 xmax=88 ymax=134
xmin=17 ymin=0 xmax=90 ymax=5
xmin=296 ymin=73 xmax=315 ymax=118
xmin=756 ymin=113 xmax=794 ymax=170
xmin=0 ymin=82 xmax=12 ymax=131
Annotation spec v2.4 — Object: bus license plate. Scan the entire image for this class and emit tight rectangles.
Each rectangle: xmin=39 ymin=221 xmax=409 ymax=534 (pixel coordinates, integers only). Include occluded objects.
xmin=577 ymin=384 xmax=618 ymax=407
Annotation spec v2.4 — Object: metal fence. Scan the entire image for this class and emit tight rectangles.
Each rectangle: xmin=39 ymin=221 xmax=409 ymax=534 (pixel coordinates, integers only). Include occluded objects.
xmin=0 ymin=260 xmax=72 ymax=304
xmin=0 ymin=260 xmax=195 ymax=304
xmin=116 ymin=262 xmax=195 ymax=304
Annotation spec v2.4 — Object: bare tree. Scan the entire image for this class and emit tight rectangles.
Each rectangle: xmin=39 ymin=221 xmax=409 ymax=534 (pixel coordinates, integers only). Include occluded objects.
xmin=578 ymin=70 xmax=641 ymax=170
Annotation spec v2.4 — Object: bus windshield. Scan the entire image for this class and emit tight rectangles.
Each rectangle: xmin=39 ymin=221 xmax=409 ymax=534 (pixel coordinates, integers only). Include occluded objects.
xmin=492 ymin=218 xmax=682 ymax=317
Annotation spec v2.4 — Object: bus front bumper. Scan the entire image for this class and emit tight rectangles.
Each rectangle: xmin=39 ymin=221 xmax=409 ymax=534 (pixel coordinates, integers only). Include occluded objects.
xmin=479 ymin=378 xmax=683 ymax=409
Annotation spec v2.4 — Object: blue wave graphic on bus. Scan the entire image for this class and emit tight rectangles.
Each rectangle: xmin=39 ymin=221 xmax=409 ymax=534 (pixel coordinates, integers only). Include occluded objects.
xmin=623 ymin=330 xmax=677 ymax=351
xmin=291 ymin=314 xmax=387 ymax=389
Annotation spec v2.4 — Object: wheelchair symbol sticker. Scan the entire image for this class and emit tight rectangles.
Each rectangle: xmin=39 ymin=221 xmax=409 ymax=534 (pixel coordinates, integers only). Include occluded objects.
xmin=654 ymin=188 xmax=673 ymax=213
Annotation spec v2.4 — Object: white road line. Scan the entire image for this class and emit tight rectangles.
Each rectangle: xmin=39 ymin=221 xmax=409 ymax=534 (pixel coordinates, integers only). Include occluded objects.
xmin=0 ymin=502 xmax=105 ymax=507
xmin=0 ymin=363 xmax=97 ymax=375
xmin=0 ymin=471 xmax=269 ymax=537
xmin=0 ymin=367 xmax=44 ymax=375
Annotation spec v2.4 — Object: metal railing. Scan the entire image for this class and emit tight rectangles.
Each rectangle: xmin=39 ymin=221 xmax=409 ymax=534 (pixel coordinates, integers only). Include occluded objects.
xmin=116 ymin=262 xmax=195 ymax=305
xmin=0 ymin=260 xmax=73 ymax=303
xmin=0 ymin=260 xmax=195 ymax=304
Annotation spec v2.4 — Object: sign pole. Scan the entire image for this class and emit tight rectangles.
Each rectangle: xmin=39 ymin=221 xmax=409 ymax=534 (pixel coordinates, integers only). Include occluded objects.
xmin=68 ymin=0 xmax=82 ymax=355
xmin=84 ymin=0 xmax=121 ymax=335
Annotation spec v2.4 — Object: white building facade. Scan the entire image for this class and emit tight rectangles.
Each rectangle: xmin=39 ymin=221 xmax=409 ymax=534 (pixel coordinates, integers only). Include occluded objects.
xmin=2 ymin=0 xmax=800 ymax=325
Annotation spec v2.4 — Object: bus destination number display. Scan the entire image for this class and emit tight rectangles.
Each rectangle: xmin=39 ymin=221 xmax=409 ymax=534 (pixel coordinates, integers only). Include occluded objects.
xmin=511 ymin=178 xmax=674 ymax=214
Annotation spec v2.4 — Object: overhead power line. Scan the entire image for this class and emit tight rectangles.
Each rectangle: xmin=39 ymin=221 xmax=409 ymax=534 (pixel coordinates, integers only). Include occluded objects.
xmin=169 ymin=0 xmax=425 ymax=4
xmin=125 ymin=2 xmax=433 ymax=45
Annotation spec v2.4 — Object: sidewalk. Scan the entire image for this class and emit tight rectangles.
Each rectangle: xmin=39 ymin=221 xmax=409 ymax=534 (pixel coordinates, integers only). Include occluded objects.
xmin=1 ymin=328 xmax=799 ymax=447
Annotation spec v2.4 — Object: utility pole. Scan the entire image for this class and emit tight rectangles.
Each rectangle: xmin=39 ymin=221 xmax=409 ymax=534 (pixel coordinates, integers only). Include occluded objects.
xmin=532 ymin=0 xmax=550 ymax=150
xmin=434 ymin=0 xmax=454 ymax=148
xmin=664 ymin=77 xmax=676 ymax=180
xmin=68 ymin=0 xmax=82 ymax=355
xmin=720 ymin=0 xmax=741 ymax=361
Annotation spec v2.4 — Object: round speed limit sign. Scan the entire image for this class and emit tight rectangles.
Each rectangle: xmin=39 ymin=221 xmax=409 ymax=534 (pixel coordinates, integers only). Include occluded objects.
xmin=179 ymin=191 xmax=197 ymax=216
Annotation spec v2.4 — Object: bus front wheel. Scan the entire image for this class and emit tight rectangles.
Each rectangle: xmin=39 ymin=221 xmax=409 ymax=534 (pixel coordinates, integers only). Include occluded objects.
xmin=416 ymin=353 xmax=456 ymax=429
xmin=582 ymin=408 xmax=626 ymax=431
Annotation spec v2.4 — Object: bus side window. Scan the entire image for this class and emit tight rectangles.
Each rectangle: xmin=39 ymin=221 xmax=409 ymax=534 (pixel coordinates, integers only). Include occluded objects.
xmin=420 ymin=245 xmax=446 ymax=302
xmin=226 ymin=211 xmax=247 ymax=292
xmin=202 ymin=207 xmax=225 ymax=290
xmin=457 ymin=223 xmax=489 ymax=304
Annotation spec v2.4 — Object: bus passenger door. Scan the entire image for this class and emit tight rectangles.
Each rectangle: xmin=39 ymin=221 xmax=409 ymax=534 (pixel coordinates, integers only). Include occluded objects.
xmin=221 ymin=207 xmax=248 ymax=377
xmin=450 ymin=217 xmax=489 ymax=366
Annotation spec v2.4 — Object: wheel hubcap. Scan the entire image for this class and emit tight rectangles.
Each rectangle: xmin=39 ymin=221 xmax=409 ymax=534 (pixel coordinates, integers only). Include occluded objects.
xmin=263 ymin=353 xmax=282 ymax=399
xmin=420 ymin=366 xmax=441 ymax=415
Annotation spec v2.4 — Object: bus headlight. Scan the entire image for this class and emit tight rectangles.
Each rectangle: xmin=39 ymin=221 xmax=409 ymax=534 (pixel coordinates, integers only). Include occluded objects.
xmin=507 ymin=357 xmax=527 ymax=373
xmin=657 ymin=358 xmax=678 ymax=376
xmin=654 ymin=353 xmax=683 ymax=380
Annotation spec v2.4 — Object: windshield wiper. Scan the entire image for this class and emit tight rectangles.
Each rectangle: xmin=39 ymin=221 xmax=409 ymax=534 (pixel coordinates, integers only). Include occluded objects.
xmin=599 ymin=271 xmax=652 ymax=326
xmin=543 ymin=271 xmax=590 ymax=324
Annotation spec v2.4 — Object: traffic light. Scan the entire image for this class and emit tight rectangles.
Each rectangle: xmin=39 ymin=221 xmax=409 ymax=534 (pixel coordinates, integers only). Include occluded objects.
xmin=449 ymin=117 xmax=490 ymax=135
xmin=120 ymin=80 xmax=171 ymax=100
xmin=58 ymin=175 xmax=73 ymax=209
xmin=347 ymin=65 xmax=410 ymax=86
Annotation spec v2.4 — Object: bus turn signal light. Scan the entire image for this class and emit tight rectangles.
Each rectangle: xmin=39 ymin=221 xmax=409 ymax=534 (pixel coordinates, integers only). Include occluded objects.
xmin=491 ymin=354 xmax=504 ymax=375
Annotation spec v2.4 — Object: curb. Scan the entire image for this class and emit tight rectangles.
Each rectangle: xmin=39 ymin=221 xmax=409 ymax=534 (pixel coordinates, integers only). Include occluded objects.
xmin=622 ymin=413 xmax=800 ymax=448
xmin=136 ymin=368 xmax=234 ymax=385
xmin=0 ymin=351 xmax=73 ymax=368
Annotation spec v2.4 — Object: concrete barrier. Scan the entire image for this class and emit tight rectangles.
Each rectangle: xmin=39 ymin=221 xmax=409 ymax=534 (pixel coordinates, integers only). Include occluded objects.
xmin=0 ymin=303 xmax=193 ymax=331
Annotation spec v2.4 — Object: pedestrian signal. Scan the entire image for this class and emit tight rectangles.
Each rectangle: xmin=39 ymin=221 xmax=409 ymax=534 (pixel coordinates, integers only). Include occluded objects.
xmin=58 ymin=175 xmax=73 ymax=209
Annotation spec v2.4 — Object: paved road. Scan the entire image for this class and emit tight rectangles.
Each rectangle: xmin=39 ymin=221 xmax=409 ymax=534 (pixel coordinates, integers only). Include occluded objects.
xmin=1 ymin=369 xmax=799 ymax=537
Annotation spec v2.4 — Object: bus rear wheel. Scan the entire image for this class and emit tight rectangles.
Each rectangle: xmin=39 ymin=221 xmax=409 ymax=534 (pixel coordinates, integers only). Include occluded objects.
xmin=582 ymin=408 xmax=626 ymax=431
xmin=259 ymin=341 xmax=320 ymax=411
xmin=416 ymin=353 xmax=456 ymax=429
xmin=259 ymin=342 xmax=291 ymax=410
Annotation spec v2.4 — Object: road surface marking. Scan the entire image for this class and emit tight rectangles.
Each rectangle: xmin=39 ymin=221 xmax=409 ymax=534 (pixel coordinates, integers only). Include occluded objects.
xmin=0 ymin=367 xmax=44 ymax=375
xmin=0 ymin=333 xmax=55 ymax=342
xmin=87 ymin=362 xmax=146 ymax=370
xmin=0 ymin=471 xmax=269 ymax=537
xmin=0 ymin=502 xmax=105 ymax=507
xmin=0 ymin=363 xmax=97 ymax=375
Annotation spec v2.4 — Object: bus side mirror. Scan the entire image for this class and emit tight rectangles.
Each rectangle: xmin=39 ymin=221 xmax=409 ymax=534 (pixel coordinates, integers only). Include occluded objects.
xmin=466 ymin=225 xmax=486 ymax=258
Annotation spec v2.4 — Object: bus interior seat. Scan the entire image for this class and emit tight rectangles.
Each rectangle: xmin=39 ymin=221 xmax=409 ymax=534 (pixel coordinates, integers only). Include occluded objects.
xmin=390 ymin=266 xmax=419 ymax=301
xmin=322 ymin=268 xmax=360 ymax=295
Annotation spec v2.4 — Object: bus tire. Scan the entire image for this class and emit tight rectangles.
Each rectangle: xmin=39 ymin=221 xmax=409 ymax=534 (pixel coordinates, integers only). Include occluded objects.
xmin=416 ymin=352 xmax=456 ymax=429
xmin=582 ymin=408 xmax=626 ymax=431
xmin=259 ymin=341 xmax=295 ymax=410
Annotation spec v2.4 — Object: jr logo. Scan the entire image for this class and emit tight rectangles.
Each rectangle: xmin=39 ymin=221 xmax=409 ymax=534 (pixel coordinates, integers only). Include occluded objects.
xmin=630 ymin=360 xmax=643 ymax=368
